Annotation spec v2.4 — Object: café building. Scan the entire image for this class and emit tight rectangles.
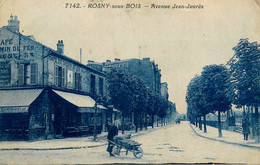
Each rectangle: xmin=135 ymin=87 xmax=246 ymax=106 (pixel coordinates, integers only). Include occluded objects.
xmin=0 ymin=15 xmax=110 ymax=140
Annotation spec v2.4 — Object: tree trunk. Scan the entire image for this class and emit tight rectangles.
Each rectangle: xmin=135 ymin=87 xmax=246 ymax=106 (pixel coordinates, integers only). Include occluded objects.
xmin=203 ymin=115 xmax=207 ymax=133
xmin=199 ymin=117 xmax=202 ymax=130
xmin=255 ymin=106 xmax=259 ymax=142
xmin=122 ymin=116 xmax=125 ymax=134
xmin=145 ymin=114 xmax=148 ymax=130
xmin=134 ymin=114 xmax=138 ymax=132
xmin=140 ymin=114 xmax=143 ymax=131
xmin=251 ymin=107 xmax=255 ymax=137
xmin=152 ymin=115 xmax=154 ymax=128
xmin=218 ymin=110 xmax=222 ymax=137
xmin=157 ymin=116 xmax=159 ymax=127
xmin=195 ymin=118 xmax=198 ymax=127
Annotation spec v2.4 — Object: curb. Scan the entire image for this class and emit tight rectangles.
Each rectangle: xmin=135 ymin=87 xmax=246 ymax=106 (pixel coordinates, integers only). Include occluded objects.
xmin=0 ymin=144 xmax=106 ymax=151
xmin=0 ymin=125 xmax=164 ymax=151
xmin=189 ymin=123 xmax=260 ymax=150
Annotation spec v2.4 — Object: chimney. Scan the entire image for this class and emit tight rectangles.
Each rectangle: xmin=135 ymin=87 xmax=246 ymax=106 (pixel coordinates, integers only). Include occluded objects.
xmin=114 ymin=58 xmax=120 ymax=61
xmin=143 ymin=57 xmax=150 ymax=61
xmin=57 ymin=40 xmax=64 ymax=55
xmin=7 ymin=15 xmax=20 ymax=32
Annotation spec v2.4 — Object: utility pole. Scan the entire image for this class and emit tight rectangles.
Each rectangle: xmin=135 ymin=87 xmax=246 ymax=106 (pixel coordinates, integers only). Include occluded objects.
xmin=93 ymin=101 xmax=98 ymax=141
xmin=80 ymin=48 xmax=82 ymax=63
xmin=139 ymin=45 xmax=141 ymax=59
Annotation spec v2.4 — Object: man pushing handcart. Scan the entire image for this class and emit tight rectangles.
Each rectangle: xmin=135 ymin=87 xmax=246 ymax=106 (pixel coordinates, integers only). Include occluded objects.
xmin=107 ymin=134 xmax=144 ymax=159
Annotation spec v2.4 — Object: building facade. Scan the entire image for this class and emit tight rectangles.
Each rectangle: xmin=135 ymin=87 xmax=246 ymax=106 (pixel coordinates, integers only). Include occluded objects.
xmin=87 ymin=57 xmax=162 ymax=95
xmin=0 ymin=16 xmax=110 ymax=140
xmin=161 ymin=82 xmax=169 ymax=100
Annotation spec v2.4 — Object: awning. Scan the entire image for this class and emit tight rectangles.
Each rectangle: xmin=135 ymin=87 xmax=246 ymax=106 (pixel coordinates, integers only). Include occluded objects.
xmin=52 ymin=90 xmax=107 ymax=111
xmin=0 ymin=88 xmax=43 ymax=113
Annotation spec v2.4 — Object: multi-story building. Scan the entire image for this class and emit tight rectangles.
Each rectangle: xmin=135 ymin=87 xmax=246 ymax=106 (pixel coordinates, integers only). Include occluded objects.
xmin=161 ymin=82 xmax=169 ymax=100
xmin=87 ymin=57 xmax=161 ymax=95
xmin=0 ymin=15 xmax=109 ymax=140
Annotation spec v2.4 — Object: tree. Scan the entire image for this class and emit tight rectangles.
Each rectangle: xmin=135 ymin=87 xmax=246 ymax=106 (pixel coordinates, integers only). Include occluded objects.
xmin=228 ymin=38 xmax=260 ymax=141
xmin=201 ymin=65 xmax=233 ymax=137
xmin=186 ymin=75 xmax=209 ymax=132
xmin=107 ymin=69 xmax=150 ymax=133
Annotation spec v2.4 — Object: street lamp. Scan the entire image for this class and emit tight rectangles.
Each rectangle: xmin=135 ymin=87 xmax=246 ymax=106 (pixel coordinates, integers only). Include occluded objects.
xmin=93 ymin=95 xmax=102 ymax=141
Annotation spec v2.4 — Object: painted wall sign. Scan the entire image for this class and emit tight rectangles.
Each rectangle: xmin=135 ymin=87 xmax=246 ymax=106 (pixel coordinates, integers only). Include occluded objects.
xmin=0 ymin=38 xmax=35 ymax=59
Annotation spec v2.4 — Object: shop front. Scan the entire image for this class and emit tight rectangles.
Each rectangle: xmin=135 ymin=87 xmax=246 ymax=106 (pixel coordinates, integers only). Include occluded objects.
xmin=0 ymin=88 xmax=44 ymax=140
xmin=51 ymin=90 xmax=107 ymax=136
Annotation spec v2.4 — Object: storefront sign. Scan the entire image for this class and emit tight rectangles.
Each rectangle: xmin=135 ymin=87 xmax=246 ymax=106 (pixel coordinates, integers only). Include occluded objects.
xmin=77 ymin=107 xmax=103 ymax=113
xmin=0 ymin=106 xmax=28 ymax=113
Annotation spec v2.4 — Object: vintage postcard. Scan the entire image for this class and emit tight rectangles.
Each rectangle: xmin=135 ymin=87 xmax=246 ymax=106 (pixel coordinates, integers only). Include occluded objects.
xmin=0 ymin=0 xmax=259 ymax=164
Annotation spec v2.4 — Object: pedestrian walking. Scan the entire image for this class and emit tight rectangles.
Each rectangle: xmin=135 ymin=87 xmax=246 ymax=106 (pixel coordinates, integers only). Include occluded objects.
xmin=107 ymin=121 xmax=119 ymax=156
xmin=242 ymin=118 xmax=250 ymax=140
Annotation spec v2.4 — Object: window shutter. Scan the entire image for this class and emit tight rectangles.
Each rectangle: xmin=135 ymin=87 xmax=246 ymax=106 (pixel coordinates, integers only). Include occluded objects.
xmin=54 ymin=66 xmax=58 ymax=86
xmin=75 ymin=73 xmax=77 ymax=89
xmin=30 ymin=63 xmax=38 ymax=84
xmin=79 ymin=74 xmax=82 ymax=90
xmin=62 ymin=68 xmax=65 ymax=87
xmin=18 ymin=64 xmax=24 ymax=85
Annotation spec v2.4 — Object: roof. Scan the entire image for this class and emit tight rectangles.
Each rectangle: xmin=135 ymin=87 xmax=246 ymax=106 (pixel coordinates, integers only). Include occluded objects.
xmin=0 ymin=27 xmax=106 ymax=76
xmin=53 ymin=90 xmax=106 ymax=109
xmin=0 ymin=88 xmax=43 ymax=107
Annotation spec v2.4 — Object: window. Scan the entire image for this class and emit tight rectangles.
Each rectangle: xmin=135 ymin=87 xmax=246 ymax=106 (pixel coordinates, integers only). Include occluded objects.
xmin=18 ymin=64 xmax=28 ymax=85
xmin=54 ymin=66 xmax=65 ymax=87
xmin=99 ymin=77 xmax=104 ymax=96
xmin=75 ymin=72 xmax=82 ymax=91
xmin=30 ymin=63 xmax=38 ymax=84
xmin=90 ymin=74 xmax=96 ymax=95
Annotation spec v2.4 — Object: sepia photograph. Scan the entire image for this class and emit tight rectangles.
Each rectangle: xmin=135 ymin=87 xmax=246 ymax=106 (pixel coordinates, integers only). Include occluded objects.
xmin=0 ymin=0 xmax=259 ymax=164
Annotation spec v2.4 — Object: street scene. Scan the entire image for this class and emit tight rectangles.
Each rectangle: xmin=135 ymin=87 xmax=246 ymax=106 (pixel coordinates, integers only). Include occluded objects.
xmin=0 ymin=121 xmax=259 ymax=164
xmin=0 ymin=0 xmax=259 ymax=164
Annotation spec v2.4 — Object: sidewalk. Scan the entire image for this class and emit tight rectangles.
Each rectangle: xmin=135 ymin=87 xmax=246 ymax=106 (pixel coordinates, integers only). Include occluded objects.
xmin=0 ymin=126 xmax=162 ymax=151
xmin=190 ymin=123 xmax=260 ymax=150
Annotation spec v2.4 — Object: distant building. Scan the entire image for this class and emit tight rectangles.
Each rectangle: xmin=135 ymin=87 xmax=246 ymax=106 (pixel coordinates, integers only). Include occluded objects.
xmin=161 ymin=82 xmax=169 ymax=100
xmin=87 ymin=57 xmax=161 ymax=95
xmin=0 ymin=15 xmax=109 ymax=140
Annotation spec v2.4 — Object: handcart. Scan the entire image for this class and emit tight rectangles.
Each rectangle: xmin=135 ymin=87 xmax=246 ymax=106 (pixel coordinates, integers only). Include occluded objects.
xmin=108 ymin=135 xmax=144 ymax=159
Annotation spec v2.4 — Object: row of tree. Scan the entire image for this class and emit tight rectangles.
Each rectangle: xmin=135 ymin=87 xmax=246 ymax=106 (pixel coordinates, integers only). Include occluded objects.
xmin=107 ymin=69 xmax=175 ymax=134
xmin=186 ymin=38 xmax=259 ymax=140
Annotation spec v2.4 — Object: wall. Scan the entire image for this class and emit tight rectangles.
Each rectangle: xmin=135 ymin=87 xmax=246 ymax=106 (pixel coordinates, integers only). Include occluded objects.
xmin=0 ymin=28 xmax=49 ymax=87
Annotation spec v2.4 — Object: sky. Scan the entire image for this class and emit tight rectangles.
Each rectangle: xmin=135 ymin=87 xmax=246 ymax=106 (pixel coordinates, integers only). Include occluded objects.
xmin=0 ymin=0 xmax=259 ymax=114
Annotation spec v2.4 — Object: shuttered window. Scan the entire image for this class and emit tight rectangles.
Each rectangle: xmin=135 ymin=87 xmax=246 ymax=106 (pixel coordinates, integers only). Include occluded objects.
xmin=74 ymin=72 xmax=82 ymax=91
xmin=30 ymin=63 xmax=38 ymax=84
xmin=99 ymin=77 xmax=104 ymax=96
xmin=54 ymin=66 xmax=65 ymax=87
xmin=18 ymin=64 xmax=24 ymax=85
xmin=54 ymin=66 xmax=58 ymax=86
xmin=62 ymin=68 xmax=65 ymax=87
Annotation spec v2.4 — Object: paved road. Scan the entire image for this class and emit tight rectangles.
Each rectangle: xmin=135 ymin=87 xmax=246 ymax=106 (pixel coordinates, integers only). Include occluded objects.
xmin=0 ymin=121 xmax=259 ymax=164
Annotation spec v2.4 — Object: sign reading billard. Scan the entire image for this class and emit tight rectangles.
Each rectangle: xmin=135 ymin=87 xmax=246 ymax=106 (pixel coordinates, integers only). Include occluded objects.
xmin=0 ymin=106 xmax=28 ymax=113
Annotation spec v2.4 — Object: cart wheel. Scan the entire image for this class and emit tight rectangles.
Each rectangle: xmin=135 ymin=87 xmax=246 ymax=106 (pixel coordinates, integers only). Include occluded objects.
xmin=133 ymin=147 xmax=143 ymax=159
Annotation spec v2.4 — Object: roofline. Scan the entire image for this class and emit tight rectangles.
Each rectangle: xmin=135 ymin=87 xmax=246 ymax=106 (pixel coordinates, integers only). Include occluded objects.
xmin=49 ymin=52 xmax=106 ymax=76
xmin=1 ymin=27 xmax=106 ymax=76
